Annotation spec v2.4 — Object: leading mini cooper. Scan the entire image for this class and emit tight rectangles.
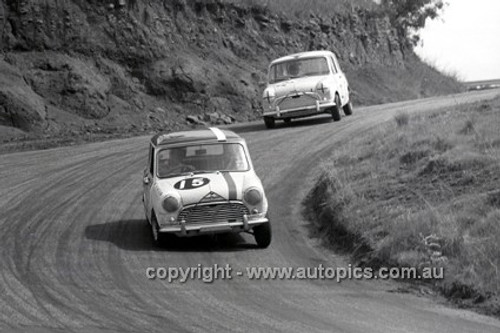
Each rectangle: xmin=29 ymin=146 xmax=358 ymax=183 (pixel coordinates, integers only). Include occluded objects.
xmin=262 ymin=50 xmax=353 ymax=128
xmin=142 ymin=127 xmax=271 ymax=248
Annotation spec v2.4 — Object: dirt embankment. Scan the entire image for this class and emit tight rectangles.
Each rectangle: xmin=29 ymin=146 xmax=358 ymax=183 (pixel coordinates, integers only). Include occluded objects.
xmin=0 ymin=0 xmax=462 ymax=142
xmin=302 ymin=96 xmax=500 ymax=317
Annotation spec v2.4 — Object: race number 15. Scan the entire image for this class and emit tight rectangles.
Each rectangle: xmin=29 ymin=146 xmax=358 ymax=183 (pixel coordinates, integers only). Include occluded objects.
xmin=174 ymin=177 xmax=210 ymax=190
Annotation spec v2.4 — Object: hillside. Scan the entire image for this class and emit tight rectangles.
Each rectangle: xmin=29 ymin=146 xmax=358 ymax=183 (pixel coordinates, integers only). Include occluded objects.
xmin=303 ymin=95 xmax=500 ymax=316
xmin=0 ymin=0 xmax=462 ymax=143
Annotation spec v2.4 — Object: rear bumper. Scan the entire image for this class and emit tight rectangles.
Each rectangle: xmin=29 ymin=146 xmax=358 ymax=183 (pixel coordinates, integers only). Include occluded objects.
xmin=159 ymin=215 xmax=269 ymax=237
xmin=263 ymin=101 xmax=335 ymax=119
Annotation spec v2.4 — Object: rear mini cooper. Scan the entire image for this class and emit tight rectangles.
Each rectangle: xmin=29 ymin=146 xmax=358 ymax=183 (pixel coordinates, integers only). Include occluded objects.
xmin=142 ymin=127 xmax=271 ymax=248
xmin=262 ymin=50 xmax=353 ymax=128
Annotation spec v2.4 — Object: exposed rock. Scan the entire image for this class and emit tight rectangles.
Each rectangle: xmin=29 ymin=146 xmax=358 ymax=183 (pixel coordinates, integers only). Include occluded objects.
xmin=206 ymin=112 xmax=220 ymax=123
xmin=0 ymin=0 xmax=462 ymax=140
xmin=203 ymin=111 xmax=234 ymax=125
xmin=0 ymin=59 xmax=46 ymax=132
xmin=12 ymin=52 xmax=112 ymax=119
xmin=186 ymin=115 xmax=204 ymax=125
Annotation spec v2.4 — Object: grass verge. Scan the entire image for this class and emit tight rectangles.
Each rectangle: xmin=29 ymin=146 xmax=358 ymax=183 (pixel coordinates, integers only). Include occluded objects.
xmin=303 ymin=96 xmax=500 ymax=316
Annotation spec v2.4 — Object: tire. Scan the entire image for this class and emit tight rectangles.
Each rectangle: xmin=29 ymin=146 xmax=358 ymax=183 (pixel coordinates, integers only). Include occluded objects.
xmin=150 ymin=215 xmax=165 ymax=247
xmin=343 ymin=100 xmax=353 ymax=116
xmin=331 ymin=94 xmax=341 ymax=122
xmin=143 ymin=196 xmax=149 ymax=223
xmin=254 ymin=223 xmax=272 ymax=248
xmin=264 ymin=117 xmax=275 ymax=129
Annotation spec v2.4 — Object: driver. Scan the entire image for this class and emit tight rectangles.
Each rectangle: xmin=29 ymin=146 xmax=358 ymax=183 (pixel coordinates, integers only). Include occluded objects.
xmin=167 ymin=148 xmax=192 ymax=173
xmin=287 ymin=61 xmax=301 ymax=76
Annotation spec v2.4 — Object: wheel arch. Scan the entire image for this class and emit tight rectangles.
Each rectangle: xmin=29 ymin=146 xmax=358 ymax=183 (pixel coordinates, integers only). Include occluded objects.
xmin=334 ymin=91 xmax=341 ymax=105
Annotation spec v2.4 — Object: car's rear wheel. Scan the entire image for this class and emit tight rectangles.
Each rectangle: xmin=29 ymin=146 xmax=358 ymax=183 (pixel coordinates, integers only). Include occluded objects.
xmin=254 ymin=222 xmax=272 ymax=248
xmin=331 ymin=94 xmax=342 ymax=122
xmin=264 ymin=117 xmax=275 ymax=129
xmin=343 ymin=100 xmax=353 ymax=116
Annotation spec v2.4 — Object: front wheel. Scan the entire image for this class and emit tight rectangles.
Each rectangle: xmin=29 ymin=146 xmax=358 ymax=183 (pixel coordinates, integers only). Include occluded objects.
xmin=330 ymin=95 xmax=340 ymax=121
xmin=254 ymin=223 xmax=272 ymax=248
xmin=150 ymin=216 xmax=165 ymax=247
xmin=264 ymin=117 xmax=275 ymax=129
xmin=331 ymin=95 xmax=342 ymax=122
xmin=343 ymin=101 xmax=353 ymax=116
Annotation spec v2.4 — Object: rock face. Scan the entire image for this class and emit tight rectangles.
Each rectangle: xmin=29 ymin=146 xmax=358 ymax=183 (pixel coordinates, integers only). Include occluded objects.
xmin=0 ymin=0 xmax=462 ymax=137
xmin=0 ymin=59 xmax=46 ymax=132
xmin=7 ymin=52 xmax=111 ymax=119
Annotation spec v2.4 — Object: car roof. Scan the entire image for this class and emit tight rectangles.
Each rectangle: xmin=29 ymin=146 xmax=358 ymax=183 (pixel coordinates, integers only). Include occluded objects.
xmin=151 ymin=127 xmax=243 ymax=147
xmin=270 ymin=50 xmax=335 ymax=65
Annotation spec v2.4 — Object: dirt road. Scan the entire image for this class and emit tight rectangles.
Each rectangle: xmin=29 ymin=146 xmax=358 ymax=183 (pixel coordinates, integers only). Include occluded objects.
xmin=1 ymin=89 xmax=500 ymax=332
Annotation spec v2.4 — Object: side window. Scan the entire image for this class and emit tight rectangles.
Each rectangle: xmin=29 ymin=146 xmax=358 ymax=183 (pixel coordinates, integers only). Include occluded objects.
xmin=332 ymin=55 xmax=342 ymax=73
xmin=330 ymin=56 xmax=338 ymax=74
xmin=148 ymin=145 xmax=154 ymax=175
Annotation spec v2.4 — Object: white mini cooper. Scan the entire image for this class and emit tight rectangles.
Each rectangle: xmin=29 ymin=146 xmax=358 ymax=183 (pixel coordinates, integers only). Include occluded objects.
xmin=142 ymin=127 xmax=271 ymax=248
xmin=262 ymin=50 xmax=353 ymax=128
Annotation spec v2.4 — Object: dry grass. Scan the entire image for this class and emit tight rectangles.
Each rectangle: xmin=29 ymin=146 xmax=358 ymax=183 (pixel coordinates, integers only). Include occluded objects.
xmin=344 ymin=60 xmax=464 ymax=106
xmin=303 ymin=96 xmax=500 ymax=314
xmin=394 ymin=112 xmax=409 ymax=127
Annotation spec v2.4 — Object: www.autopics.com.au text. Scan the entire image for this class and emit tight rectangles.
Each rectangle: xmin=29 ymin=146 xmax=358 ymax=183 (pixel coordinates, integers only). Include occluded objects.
xmin=145 ymin=264 xmax=444 ymax=283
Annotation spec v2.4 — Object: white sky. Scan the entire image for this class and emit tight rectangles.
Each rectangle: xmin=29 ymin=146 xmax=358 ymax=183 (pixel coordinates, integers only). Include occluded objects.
xmin=414 ymin=0 xmax=500 ymax=82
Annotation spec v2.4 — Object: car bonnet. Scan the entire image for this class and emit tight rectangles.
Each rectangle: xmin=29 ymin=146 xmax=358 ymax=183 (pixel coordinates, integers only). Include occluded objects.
xmin=156 ymin=172 xmax=246 ymax=205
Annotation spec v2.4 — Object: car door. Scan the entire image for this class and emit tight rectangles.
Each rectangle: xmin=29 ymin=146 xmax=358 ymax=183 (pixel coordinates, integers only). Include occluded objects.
xmin=143 ymin=144 xmax=155 ymax=221
xmin=330 ymin=54 xmax=349 ymax=105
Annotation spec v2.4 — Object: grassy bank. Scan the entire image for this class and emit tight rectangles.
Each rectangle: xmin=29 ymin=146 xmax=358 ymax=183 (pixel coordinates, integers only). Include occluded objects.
xmin=303 ymin=96 xmax=500 ymax=315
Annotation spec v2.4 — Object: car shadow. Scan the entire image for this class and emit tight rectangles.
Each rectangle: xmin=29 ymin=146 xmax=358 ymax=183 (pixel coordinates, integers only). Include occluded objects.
xmin=228 ymin=115 xmax=334 ymax=134
xmin=84 ymin=219 xmax=259 ymax=252
xmin=284 ymin=115 xmax=334 ymax=128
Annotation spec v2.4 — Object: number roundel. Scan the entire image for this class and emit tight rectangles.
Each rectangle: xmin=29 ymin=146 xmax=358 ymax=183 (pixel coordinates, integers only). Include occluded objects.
xmin=174 ymin=177 xmax=210 ymax=190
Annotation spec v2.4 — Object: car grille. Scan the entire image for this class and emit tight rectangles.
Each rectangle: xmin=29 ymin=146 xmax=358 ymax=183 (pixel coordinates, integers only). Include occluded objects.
xmin=277 ymin=94 xmax=318 ymax=110
xmin=178 ymin=202 xmax=249 ymax=225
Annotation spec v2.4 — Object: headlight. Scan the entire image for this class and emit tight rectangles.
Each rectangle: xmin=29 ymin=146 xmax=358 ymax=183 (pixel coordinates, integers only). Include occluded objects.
xmin=162 ymin=196 xmax=180 ymax=212
xmin=244 ymin=188 xmax=262 ymax=206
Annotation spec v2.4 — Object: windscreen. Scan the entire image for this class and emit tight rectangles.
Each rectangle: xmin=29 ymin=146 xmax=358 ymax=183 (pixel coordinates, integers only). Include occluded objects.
xmin=157 ymin=143 xmax=250 ymax=178
xmin=269 ymin=57 xmax=330 ymax=83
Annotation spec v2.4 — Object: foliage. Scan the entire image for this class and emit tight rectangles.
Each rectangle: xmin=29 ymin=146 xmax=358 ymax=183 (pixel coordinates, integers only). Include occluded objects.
xmin=381 ymin=0 xmax=446 ymax=45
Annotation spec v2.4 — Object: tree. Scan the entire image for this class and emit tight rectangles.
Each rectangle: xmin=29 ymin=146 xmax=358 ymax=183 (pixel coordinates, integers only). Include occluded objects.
xmin=381 ymin=0 xmax=446 ymax=45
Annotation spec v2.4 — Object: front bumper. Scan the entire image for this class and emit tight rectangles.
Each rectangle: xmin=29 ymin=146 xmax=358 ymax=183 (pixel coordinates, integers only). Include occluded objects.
xmin=263 ymin=101 xmax=336 ymax=119
xmin=159 ymin=214 xmax=269 ymax=237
